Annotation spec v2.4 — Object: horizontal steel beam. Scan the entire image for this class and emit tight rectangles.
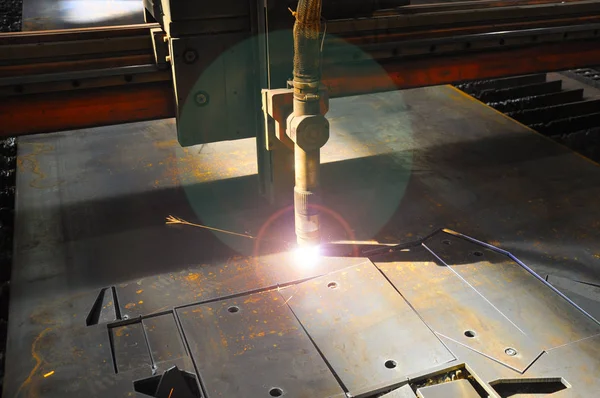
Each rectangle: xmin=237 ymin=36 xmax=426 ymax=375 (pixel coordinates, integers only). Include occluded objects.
xmin=1 ymin=82 xmax=175 ymax=136
xmin=2 ymin=0 xmax=600 ymax=137
xmin=323 ymin=41 xmax=600 ymax=97
xmin=3 ymin=40 xmax=599 ymax=137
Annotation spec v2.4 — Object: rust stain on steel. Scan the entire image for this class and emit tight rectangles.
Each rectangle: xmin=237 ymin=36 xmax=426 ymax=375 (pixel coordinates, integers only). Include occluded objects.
xmin=185 ymin=273 xmax=200 ymax=282
xmin=14 ymin=327 xmax=53 ymax=398
xmin=16 ymin=143 xmax=63 ymax=189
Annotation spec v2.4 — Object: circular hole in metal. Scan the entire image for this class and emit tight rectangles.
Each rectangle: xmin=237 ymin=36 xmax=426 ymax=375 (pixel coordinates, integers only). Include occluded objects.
xmin=499 ymin=38 xmax=505 ymax=45
xmin=595 ymin=30 xmax=599 ymax=36
xmin=392 ymin=48 xmax=399 ymax=56
xmin=563 ymin=32 xmax=569 ymax=39
xmin=72 ymin=80 xmax=80 ymax=88
xmin=464 ymin=330 xmax=476 ymax=338
xmin=442 ymin=239 xmax=451 ymax=245
xmin=327 ymin=282 xmax=338 ymax=289
xmin=385 ymin=360 xmax=397 ymax=369
xmin=464 ymin=42 xmax=471 ymax=49
xmin=269 ymin=387 xmax=283 ymax=397
xmin=228 ymin=306 xmax=240 ymax=313
xmin=429 ymin=45 xmax=436 ymax=52
xmin=124 ymin=74 xmax=133 ymax=83
xmin=472 ymin=251 xmax=484 ymax=257
xmin=505 ymin=347 xmax=518 ymax=356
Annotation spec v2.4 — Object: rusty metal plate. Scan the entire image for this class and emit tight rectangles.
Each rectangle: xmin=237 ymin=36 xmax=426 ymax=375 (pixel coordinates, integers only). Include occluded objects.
xmin=423 ymin=230 xmax=600 ymax=350
xmin=115 ymin=253 xmax=367 ymax=319
xmin=374 ymin=244 xmax=544 ymax=372
xmin=279 ymin=261 xmax=455 ymax=397
xmin=176 ymin=290 xmax=345 ymax=398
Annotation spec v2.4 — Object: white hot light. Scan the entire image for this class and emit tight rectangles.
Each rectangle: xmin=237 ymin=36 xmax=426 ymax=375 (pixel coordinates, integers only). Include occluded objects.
xmin=293 ymin=245 xmax=321 ymax=268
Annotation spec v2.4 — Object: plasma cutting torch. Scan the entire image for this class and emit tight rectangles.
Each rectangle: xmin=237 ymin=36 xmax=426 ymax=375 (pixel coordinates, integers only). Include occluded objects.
xmin=288 ymin=0 xmax=329 ymax=247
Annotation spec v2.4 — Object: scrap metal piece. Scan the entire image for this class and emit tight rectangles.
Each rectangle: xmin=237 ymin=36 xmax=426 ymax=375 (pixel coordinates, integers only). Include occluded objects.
xmin=86 ymin=287 xmax=117 ymax=326
xmin=416 ymin=379 xmax=480 ymax=398
xmin=155 ymin=366 xmax=199 ymax=398
xmin=380 ymin=385 xmax=417 ymax=397
xmin=279 ymin=261 xmax=455 ymax=397
xmin=176 ymin=290 xmax=345 ymax=398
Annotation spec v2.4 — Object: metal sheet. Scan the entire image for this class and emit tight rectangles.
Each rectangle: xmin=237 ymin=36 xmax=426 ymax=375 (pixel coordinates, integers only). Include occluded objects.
xmin=416 ymin=379 xmax=480 ymax=398
xmin=423 ymin=230 xmax=600 ymax=350
xmin=111 ymin=322 xmax=151 ymax=373
xmin=280 ymin=262 xmax=455 ymax=397
xmin=522 ymin=334 xmax=600 ymax=396
xmin=546 ymin=274 xmax=600 ymax=321
xmin=374 ymin=245 xmax=543 ymax=372
xmin=437 ymin=332 xmax=600 ymax=397
xmin=115 ymin=254 xmax=367 ymax=319
xmin=9 ymin=85 xmax=600 ymax=398
xmin=143 ymin=313 xmax=187 ymax=365
xmin=380 ymin=385 xmax=417 ymax=398
xmin=176 ymin=290 xmax=345 ymax=398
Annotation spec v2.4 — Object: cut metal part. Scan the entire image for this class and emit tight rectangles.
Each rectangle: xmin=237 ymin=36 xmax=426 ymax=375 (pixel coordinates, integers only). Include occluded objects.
xmin=375 ymin=244 xmax=545 ymax=373
xmin=416 ymin=379 xmax=481 ymax=398
xmin=176 ymin=290 xmax=346 ymax=398
xmin=279 ymin=262 xmax=455 ymax=397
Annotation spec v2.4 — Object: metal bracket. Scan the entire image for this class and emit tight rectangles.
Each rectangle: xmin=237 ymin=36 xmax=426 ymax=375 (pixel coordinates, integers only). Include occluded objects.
xmin=262 ymin=87 xmax=329 ymax=150
xmin=150 ymin=28 xmax=169 ymax=70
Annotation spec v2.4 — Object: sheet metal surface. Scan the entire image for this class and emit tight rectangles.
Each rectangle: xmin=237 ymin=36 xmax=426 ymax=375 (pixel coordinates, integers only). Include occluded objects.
xmin=375 ymin=244 xmax=544 ymax=373
xmin=177 ymin=290 xmax=345 ymax=398
xmin=424 ymin=232 xmax=600 ymax=349
xmin=7 ymin=85 xmax=600 ymax=397
xmin=279 ymin=262 xmax=455 ymax=396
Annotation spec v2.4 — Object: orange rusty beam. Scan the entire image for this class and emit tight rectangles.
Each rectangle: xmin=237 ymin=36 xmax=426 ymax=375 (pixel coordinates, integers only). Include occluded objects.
xmin=323 ymin=41 xmax=600 ymax=97
xmin=1 ymin=81 xmax=175 ymax=136
xmin=3 ymin=41 xmax=600 ymax=137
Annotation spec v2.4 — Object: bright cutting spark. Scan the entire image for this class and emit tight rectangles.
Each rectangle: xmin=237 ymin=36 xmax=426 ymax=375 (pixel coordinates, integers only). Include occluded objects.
xmin=166 ymin=215 xmax=256 ymax=239
xmin=293 ymin=245 xmax=321 ymax=268
xmin=43 ymin=371 xmax=55 ymax=378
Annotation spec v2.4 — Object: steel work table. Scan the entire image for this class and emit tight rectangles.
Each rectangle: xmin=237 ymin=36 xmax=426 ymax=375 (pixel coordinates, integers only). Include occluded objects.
xmin=5 ymin=85 xmax=600 ymax=398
